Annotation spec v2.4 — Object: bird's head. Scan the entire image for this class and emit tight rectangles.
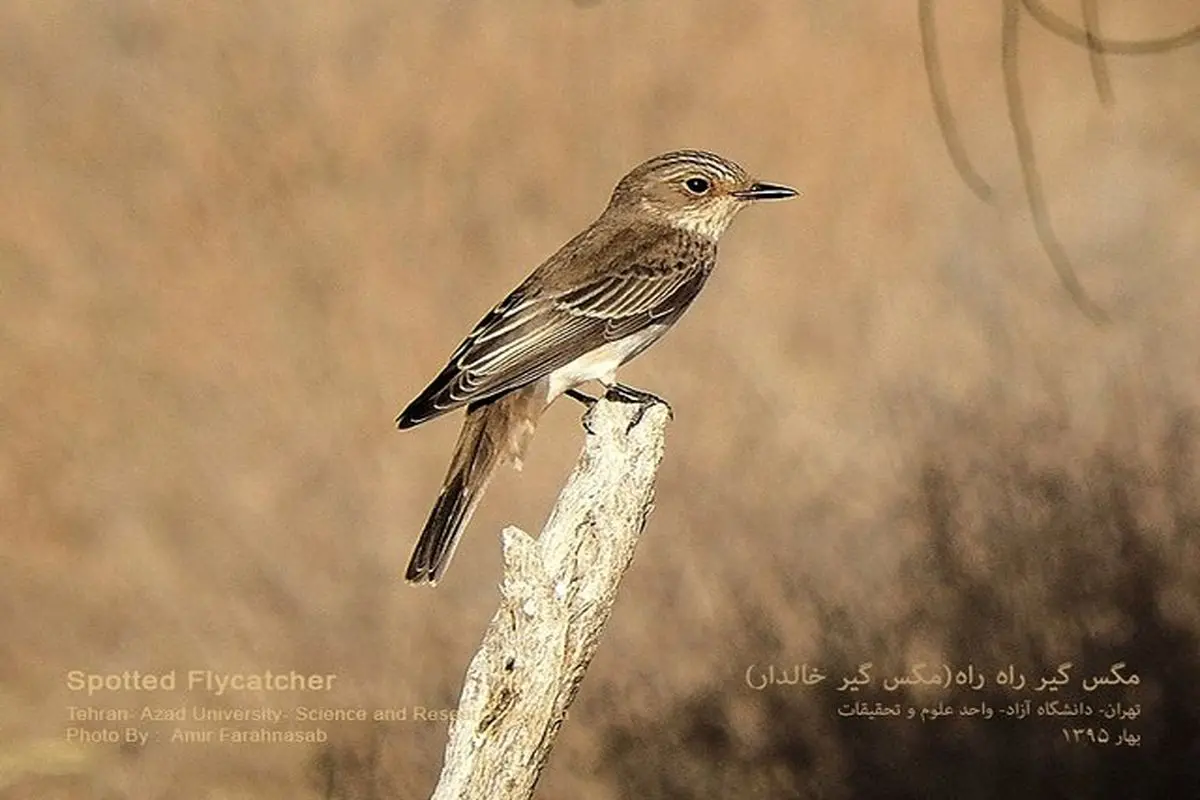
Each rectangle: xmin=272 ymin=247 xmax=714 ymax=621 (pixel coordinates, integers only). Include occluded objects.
xmin=606 ymin=149 xmax=797 ymax=240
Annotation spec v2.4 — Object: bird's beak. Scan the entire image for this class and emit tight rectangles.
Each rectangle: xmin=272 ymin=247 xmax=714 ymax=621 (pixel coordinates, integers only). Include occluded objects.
xmin=732 ymin=181 xmax=799 ymax=201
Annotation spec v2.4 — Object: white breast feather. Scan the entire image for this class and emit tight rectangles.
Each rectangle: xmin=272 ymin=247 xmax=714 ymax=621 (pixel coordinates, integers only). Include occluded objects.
xmin=545 ymin=325 xmax=668 ymax=401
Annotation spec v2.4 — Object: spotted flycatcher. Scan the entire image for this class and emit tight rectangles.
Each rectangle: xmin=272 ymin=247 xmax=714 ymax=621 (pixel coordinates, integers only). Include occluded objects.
xmin=397 ymin=150 xmax=796 ymax=584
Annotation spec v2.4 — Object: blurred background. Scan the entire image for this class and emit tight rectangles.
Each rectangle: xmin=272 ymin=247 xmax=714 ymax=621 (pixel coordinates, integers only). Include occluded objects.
xmin=2 ymin=1 xmax=1198 ymax=797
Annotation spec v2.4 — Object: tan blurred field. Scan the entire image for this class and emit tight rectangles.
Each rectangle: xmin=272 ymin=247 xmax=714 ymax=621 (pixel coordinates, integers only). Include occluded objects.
xmin=2 ymin=1 xmax=1198 ymax=797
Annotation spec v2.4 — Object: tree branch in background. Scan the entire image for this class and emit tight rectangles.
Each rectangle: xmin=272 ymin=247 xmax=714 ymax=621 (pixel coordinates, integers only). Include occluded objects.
xmin=920 ymin=0 xmax=1200 ymax=323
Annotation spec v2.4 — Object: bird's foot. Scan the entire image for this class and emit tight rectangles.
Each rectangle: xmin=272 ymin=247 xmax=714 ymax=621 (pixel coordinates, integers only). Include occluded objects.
xmin=603 ymin=383 xmax=673 ymax=432
xmin=565 ymin=388 xmax=601 ymax=434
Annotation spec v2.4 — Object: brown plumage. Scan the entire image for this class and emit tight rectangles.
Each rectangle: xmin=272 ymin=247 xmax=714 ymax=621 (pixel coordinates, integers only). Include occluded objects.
xmin=397 ymin=149 xmax=796 ymax=584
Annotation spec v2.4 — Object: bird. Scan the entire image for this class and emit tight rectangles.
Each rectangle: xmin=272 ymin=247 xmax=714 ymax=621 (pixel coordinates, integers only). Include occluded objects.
xmin=397 ymin=149 xmax=797 ymax=585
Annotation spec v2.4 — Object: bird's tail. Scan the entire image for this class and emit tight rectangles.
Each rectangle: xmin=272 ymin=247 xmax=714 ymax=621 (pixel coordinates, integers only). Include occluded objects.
xmin=405 ymin=387 xmax=540 ymax=585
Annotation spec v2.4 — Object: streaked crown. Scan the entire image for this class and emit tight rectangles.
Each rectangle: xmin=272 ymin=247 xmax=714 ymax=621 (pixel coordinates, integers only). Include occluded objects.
xmin=605 ymin=149 xmax=797 ymax=240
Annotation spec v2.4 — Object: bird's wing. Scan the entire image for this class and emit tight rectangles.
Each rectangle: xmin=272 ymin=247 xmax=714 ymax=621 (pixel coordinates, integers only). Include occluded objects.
xmin=397 ymin=258 xmax=709 ymax=428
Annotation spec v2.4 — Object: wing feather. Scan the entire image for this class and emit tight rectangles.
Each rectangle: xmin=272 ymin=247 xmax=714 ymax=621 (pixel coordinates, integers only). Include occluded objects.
xmin=397 ymin=237 xmax=715 ymax=428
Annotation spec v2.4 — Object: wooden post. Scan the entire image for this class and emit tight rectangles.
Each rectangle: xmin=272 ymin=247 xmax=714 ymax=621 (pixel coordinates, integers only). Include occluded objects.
xmin=429 ymin=397 xmax=670 ymax=800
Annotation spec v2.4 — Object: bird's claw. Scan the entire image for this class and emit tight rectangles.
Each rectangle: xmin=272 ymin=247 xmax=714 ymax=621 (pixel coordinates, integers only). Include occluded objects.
xmin=603 ymin=383 xmax=672 ymax=432
xmin=566 ymin=388 xmax=601 ymax=434
xmin=582 ymin=404 xmax=599 ymax=435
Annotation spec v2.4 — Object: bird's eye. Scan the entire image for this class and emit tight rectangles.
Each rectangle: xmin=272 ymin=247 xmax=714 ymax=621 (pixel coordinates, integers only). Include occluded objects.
xmin=684 ymin=176 xmax=711 ymax=195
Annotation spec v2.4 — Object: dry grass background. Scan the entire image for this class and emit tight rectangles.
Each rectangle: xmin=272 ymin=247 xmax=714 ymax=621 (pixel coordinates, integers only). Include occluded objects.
xmin=2 ymin=1 xmax=1198 ymax=797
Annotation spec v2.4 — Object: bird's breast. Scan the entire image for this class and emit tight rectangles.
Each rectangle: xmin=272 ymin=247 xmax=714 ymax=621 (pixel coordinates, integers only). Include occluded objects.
xmin=545 ymin=324 xmax=670 ymax=401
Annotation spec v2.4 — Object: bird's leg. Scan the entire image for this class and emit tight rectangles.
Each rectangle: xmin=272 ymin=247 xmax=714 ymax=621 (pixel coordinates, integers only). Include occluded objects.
xmin=565 ymin=388 xmax=598 ymax=407
xmin=602 ymin=382 xmax=673 ymax=431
